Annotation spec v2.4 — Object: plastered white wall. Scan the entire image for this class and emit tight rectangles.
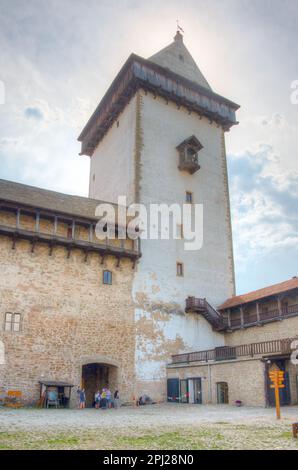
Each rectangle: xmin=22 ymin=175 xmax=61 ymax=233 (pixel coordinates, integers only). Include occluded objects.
xmin=132 ymin=92 xmax=235 ymax=387
xmin=89 ymin=95 xmax=137 ymax=205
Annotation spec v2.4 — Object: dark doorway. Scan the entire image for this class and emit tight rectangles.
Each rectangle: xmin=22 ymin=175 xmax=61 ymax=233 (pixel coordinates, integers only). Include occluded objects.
xmin=82 ymin=363 xmax=117 ymax=407
xmin=217 ymin=382 xmax=229 ymax=404
xmin=265 ymin=359 xmax=291 ymax=407
xmin=167 ymin=378 xmax=179 ymax=402
xmin=188 ymin=378 xmax=202 ymax=404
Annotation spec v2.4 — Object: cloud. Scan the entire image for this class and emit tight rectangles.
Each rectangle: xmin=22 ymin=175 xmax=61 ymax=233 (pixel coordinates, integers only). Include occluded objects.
xmin=228 ymin=143 xmax=298 ymax=267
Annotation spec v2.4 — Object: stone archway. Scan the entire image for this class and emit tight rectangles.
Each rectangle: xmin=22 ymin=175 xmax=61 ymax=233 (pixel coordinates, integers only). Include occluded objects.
xmin=80 ymin=356 xmax=119 ymax=407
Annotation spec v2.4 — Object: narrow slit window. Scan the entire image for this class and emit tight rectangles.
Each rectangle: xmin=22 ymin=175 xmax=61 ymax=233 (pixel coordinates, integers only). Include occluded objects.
xmin=103 ymin=270 xmax=112 ymax=285
xmin=176 ymin=262 xmax=184 ymax=277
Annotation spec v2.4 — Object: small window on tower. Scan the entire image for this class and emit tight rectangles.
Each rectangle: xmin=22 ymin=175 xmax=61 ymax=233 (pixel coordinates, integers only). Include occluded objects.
xmin=4 ymin=312 xmax=21 ymax=332
xmin=176 ymin=262 xmax=184 ymax=277
xmin=103 ymin=270 xmax=112 ymax=285
xmin=92 ymin=173 xmax=95 ymax=182
xmin=186 ymin=191 xmax=193 ymax=204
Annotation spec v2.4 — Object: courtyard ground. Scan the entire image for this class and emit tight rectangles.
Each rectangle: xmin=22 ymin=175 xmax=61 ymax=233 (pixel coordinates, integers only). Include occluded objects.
xmin=0 ymin=404 xmax=297 ymax=450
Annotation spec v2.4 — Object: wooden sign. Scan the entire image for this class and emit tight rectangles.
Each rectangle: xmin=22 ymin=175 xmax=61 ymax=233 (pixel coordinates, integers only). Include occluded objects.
xmin=269 ymin=370 xmax=285 ymax=419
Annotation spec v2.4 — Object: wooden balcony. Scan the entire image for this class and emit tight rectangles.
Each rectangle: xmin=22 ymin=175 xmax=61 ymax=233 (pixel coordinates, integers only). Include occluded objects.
xmin=171 ymin=337 xmax=294 ymax=365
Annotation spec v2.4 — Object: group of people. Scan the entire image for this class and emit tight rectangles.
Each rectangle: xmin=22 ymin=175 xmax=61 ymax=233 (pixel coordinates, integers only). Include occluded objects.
xmin=94 ymin=388 xmax=120 ymax=409
xmin=77 ymin=387 xmax=120 ymax=409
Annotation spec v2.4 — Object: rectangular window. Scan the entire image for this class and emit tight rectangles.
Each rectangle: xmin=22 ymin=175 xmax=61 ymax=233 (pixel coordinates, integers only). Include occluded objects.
xmin=103 ymin=270 xmax=112 ymax=285
xmin=4 ymin=312 xmax=21 ymax=332
xmin=176 ymin=262 xmax=184 ymax=277
xmin=186 ymin=191 xmax=193 ymax=204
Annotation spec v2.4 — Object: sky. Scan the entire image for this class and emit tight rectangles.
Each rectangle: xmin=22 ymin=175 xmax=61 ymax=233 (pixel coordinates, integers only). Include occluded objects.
xmin=0 ymin=0 xmax=297 ymax=295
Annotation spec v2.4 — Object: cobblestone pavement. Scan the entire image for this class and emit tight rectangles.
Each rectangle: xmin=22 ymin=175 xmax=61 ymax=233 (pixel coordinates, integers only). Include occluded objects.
xmin=1 ymin=403 xmax=297 ymax=431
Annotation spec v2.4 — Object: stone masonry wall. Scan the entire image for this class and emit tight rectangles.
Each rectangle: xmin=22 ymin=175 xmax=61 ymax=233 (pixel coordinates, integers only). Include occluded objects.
xmin=0 ymin=231 xmax=136 ymax=407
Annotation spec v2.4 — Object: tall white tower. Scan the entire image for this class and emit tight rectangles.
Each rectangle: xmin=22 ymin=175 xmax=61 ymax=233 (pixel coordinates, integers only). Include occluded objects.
xmin=79 ymin=31 xmax=239 ymax=399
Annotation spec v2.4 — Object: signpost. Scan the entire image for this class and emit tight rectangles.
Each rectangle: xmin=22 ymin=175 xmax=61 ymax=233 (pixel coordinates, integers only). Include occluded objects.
xmin=269 ymin=370 xmax=285 ymax=419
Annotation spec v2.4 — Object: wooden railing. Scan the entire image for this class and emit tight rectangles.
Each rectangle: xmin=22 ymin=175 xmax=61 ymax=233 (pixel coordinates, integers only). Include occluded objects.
xmin=0 ymin=202 xmax=141 ymax=263
xmin=171 ymin=338 xmax=294 ymax=364
xmin=229 ymin=304 xmax=298 ymax=329
xmin=185 ymin=297 xmax=227 ymax=331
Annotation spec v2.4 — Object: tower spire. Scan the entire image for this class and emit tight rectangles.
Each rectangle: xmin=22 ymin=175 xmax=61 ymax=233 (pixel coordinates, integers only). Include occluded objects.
xmin=175 ymin=20 xmax=184 ymax=41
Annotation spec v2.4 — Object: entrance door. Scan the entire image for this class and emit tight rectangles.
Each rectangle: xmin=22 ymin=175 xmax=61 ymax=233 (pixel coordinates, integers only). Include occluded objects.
xmin=167 ymin=378 xmax=179 ymax=402
xmin=217 ymin=382 xmax=229 ymax=404
xmin=180 ymin=379 xmax=189 ymax=403
xmin=188 ymin=378 xmax=202 ymax=404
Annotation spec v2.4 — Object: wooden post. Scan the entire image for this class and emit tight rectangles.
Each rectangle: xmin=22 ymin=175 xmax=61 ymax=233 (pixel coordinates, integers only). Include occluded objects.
xmin=240 ymin=306 xmax=244 ymax=327
xmin=256 ymin=301 xmax=260 ymax=322
xmin=16 ymin=208 xmax=20 ymax=229
xmin=53 ymin=216 xmax=58 ymax=236
xmin=35 ymin=211 xmax=40 ymax=232
xmin=275 ymin=385 xmax=281 ymax=420
xmin=227 ymin=309 xmax=231 ymax=328
xmin=269 ymin=370 xmax=284 ymax=420
xmin=89 ymin=224 xmax=93 ymax=243
xmin=277 ymin=296 xmax=283 ymax=318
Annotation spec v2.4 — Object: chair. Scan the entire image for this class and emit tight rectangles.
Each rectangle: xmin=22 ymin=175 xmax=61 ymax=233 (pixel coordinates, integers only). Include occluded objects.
xmin=46 ymin=390 xmax=59 ymax=408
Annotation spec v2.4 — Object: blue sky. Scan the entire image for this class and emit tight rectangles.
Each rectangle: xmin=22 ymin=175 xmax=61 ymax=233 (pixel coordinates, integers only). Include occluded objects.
xmin=0 ymin=0 xmax=297 ymax=295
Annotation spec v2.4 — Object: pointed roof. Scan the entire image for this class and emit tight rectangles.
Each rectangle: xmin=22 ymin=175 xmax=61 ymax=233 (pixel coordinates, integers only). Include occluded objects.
xmin=149 ymin=31 xmax=211 ymax=90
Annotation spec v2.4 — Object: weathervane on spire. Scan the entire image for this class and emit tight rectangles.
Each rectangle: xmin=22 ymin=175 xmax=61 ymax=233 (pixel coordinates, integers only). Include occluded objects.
xmin=176 ymin=19 xmax=184 ymax=34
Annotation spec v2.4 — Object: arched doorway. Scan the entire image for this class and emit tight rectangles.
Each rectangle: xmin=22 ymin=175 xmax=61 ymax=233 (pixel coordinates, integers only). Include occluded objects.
xmin=81 ymin=362 xmax=118 ymax=407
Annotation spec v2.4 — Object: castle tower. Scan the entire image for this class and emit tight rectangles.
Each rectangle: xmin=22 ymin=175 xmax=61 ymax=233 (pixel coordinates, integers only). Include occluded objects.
xmin=79 ymin=32 xmax=239 ymax=399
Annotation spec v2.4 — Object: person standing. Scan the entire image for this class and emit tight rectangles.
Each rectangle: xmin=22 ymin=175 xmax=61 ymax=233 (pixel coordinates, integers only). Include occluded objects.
xmin=114 ymin=390 xmax=120 ymax=409
xmin=106 ymin=388 xmax=112 ymax=409
xmin=94 ymin=390 xmax=101 ymax=409
xmin=79 ymin=388 xmax=86 ymax=409
xmin=101 ymin=388 xmax=107 ymax=409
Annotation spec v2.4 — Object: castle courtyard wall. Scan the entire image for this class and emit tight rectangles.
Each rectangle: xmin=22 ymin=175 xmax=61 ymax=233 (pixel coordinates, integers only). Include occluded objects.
xmin=0 ymin=234 xmax=136 ymax=406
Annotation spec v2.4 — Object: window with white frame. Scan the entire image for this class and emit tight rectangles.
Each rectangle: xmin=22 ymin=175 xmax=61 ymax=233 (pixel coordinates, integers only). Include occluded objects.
xmin=4 ymin=312 xmax=21 ymax=332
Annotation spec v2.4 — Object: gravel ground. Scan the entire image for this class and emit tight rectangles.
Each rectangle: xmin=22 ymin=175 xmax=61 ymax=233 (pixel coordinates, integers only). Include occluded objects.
xmin=0 ymin=403 xmax=297 ymax=431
